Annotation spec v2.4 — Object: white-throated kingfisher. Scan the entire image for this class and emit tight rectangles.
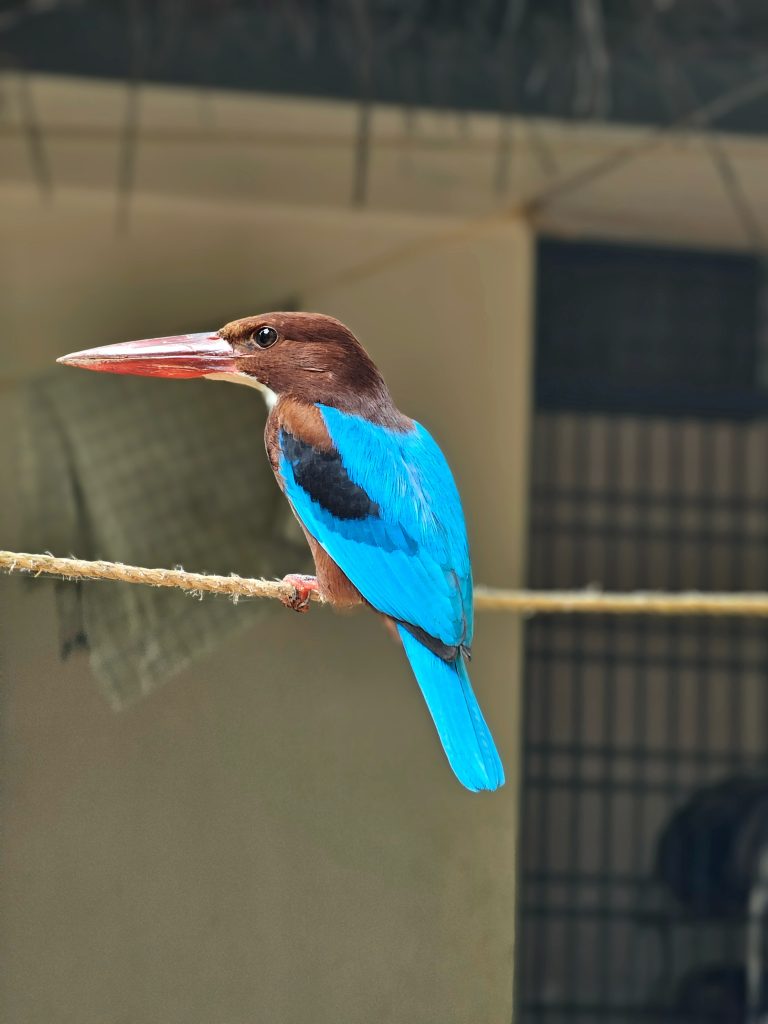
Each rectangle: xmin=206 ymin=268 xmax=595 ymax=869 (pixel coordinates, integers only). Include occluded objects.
xmin=58 ymin=313 xmax=504 ymax=792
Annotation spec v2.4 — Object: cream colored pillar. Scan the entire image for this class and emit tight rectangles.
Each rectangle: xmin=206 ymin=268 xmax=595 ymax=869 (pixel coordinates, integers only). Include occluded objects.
xmin=0 ymin=182 xmax=533 ymax=1024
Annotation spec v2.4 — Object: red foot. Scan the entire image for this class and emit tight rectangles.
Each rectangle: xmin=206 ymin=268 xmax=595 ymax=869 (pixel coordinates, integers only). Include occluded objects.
xmin=280 ymin=573 xmax=319 ymax=613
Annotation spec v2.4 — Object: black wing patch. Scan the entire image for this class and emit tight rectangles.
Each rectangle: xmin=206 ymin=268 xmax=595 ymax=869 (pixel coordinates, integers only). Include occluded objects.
xmin=280 ymin=429 xmax=380 ymax=521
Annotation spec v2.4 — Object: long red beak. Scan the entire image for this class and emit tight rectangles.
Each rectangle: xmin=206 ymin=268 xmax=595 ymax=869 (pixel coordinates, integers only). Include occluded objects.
xmin=56 ymin=333 xmax=237 ymax=379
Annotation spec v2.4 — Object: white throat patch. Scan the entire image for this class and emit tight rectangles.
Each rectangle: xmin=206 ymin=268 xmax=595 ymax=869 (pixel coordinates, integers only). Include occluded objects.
xmin=205 ymin=371 xmax=277 ymax=410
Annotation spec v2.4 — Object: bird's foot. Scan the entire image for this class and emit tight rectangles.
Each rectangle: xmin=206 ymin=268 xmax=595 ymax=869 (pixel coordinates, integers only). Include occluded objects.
xmin=280 ymin=573 xmax=319 ymax=612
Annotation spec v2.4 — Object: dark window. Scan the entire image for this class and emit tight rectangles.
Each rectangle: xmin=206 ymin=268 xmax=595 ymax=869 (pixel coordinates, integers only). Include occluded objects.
xmin=536 ymin=240 xmax=762 ymax=417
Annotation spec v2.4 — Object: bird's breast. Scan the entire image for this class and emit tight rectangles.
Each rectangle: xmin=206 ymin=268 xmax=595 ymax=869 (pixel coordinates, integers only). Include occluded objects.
xmin=265 ymin=395 xmax=333 ymax=478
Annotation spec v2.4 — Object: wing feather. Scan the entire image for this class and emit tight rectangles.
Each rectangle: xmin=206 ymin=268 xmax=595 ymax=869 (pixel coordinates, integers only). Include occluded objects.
xmin=278 ymin=404 xmax=472 ymax=648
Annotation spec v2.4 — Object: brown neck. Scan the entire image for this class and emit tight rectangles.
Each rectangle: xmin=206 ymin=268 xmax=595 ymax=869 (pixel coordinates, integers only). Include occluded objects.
xmin=275 ymin=379 xmax=412 ymax=431
xmin=275 ymin=348 xmax=411 ymax=429
xmin=317 ymin=375 xmax=410 ymax=429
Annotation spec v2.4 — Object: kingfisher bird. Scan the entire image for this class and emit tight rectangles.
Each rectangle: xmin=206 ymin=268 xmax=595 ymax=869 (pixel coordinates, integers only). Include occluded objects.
xmin=58 ymin=313 xmax=504 ymax=792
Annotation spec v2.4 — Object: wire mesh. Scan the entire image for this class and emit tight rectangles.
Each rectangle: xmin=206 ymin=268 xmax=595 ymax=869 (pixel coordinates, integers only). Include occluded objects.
xmin=516 ymin=241 xmax=768 ymax=1023
xmin=518 ymin=413 xmax=768 ymax=1022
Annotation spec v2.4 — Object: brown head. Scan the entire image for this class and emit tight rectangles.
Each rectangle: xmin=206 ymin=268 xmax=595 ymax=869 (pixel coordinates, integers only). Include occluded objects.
xmin=57 ymin=311 xmax=399 ymax=420
xmin=216 ymin=312 xmax=392 ymax=414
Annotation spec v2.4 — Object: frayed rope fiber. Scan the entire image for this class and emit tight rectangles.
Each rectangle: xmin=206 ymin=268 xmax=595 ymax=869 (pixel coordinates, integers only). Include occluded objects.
xmin=4 ymin=550 xmax=768 ymax=617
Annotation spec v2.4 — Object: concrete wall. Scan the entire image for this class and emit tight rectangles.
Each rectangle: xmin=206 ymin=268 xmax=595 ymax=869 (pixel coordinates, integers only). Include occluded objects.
xmin=4 ymin=72 xmax=764 ymax=250
xmin=0 ymin=181 xmax=533 ymax=1024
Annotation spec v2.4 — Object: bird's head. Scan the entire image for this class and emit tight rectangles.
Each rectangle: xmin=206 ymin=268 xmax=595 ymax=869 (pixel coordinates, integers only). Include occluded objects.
xmin=58 ymin=312 xmax=391 ymax=414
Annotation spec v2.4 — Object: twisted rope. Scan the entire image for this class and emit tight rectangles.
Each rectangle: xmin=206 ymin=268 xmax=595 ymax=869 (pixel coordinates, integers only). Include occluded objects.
xmin=4 ymin=550 xmax=768 ymax=617
xmin=0 ymin=550 xmax=299 ymax=602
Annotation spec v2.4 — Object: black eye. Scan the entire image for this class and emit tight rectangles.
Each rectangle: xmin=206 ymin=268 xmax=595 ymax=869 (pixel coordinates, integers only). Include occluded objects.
xmin=252 ymin=326 xmax=278 ymax=348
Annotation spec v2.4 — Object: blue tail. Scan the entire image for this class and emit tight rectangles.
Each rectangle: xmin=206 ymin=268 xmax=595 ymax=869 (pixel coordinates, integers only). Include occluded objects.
xmin=397 ymin=626 xmax=505 ymax=792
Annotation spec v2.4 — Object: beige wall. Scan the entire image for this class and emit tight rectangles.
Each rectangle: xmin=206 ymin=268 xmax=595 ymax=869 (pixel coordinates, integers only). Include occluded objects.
xmin=4 ymin=72 xmax=765 ymax=251
xmin=0 ymin=181 xmax=533 ymax=1024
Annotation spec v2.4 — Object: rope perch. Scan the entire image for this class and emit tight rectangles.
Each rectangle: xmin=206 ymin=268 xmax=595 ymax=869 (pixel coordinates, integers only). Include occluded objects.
xmin=4 ymin=549 xmax=768 ymax=617
xmin=0 ymin=550 xmax=301 ymax=602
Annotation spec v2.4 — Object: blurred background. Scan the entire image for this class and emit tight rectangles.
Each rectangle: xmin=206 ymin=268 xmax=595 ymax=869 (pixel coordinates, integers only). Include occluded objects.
xmin=2 ymin=2 xmax=768 ymax=1022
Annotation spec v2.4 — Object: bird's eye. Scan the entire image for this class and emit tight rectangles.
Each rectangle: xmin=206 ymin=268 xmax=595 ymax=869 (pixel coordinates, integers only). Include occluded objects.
xmin=252 ymin=326 xmax=278 ymax=348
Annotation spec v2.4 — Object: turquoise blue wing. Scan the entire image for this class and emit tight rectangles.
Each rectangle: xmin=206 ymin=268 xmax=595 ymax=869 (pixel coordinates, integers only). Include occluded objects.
xmin=277 ymin=404 xmax=473 ymax=649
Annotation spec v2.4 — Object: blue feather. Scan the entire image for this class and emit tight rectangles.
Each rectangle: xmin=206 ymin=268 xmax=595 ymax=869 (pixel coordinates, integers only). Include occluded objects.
xmin=277 ymin=404 xmax=504 ymax=790
xmin=283 ymin=405 xmax=472 ymax=645
xmin=397 ymin=626 xmax=504 ymax=792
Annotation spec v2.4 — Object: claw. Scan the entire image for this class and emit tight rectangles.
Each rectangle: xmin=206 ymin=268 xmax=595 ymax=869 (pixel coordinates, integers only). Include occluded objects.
xmin=280 ymin=573 xmax=319 ymax=612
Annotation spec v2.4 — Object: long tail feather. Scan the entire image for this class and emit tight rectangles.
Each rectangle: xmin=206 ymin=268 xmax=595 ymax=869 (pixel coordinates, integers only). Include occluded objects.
xmin=397 ymin=626 xmax=505 ymax=792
